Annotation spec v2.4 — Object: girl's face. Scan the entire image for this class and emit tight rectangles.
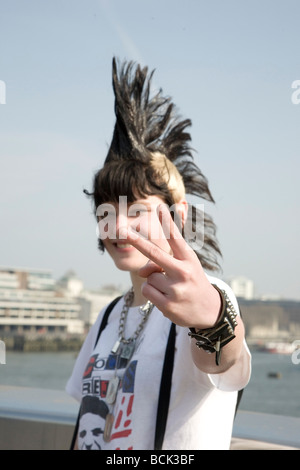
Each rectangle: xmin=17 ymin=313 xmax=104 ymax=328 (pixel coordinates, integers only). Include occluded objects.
xmin=99 ymin=195 xmax=176 ymax=274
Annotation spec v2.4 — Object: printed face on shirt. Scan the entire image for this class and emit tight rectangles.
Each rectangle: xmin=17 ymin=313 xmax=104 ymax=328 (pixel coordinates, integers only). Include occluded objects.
xmin=78 ymin=412 xmax=106 ymax=450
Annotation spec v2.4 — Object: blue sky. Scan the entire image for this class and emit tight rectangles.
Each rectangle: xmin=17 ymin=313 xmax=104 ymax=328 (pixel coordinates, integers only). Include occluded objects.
xmin=0 ymin=0 xmax=299 ymax=299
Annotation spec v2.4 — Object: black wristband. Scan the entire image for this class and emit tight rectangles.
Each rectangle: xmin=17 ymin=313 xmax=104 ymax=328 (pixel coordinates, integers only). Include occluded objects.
xmin=188 ymin=284 xmax=238 ymax=366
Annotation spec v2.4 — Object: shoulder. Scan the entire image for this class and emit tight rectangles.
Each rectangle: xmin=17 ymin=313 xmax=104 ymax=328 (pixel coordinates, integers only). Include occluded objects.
xmin=66 ymin=296 xmax=124 ymax=400
xmin=205 ymin=274 xmax=240 ymax=314
xmin=91 ymin=295 xmax=124 ymax=343
xmin=205 ymin=274 xmax=232 ymax=292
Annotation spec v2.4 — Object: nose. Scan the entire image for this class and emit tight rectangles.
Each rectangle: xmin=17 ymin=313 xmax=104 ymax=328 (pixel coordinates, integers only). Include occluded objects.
xmin=97 ymin=207 xmax=130 ymax=242
xmin=115 ymin=213 xmax=130 ymax=240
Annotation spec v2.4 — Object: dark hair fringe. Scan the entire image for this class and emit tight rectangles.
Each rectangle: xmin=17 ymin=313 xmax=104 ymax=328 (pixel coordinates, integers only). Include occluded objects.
xmin=84 ymin=57 xmax=222 ymax=272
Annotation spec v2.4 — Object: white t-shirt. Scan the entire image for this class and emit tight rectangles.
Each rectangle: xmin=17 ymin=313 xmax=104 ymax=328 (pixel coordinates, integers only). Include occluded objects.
xmin=66 ymin=276 xmax=251 ymax=450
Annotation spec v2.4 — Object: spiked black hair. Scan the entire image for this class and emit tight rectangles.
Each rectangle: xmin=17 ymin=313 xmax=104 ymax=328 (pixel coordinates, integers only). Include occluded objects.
xmin=105 ymin=58 xmax=214 ymax=202
xmin=85 ymin=57 xmax=221 ymax=271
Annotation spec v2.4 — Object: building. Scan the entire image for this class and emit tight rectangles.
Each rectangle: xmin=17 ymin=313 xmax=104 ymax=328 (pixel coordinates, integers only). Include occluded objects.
xmin=56 ymin=270 xmax=124 ymax=326
xmin=78 ymin=288 xmax=123 ymax=326
xmin=56 ymin=270 xmax=84 ymax=298
xmin=238 ymin=297 xmax=300 ymax=343
xmin=228 ymin=276 xmax=255 ymax=300
xmin=0 ymin=267 xmax=84 ymax=339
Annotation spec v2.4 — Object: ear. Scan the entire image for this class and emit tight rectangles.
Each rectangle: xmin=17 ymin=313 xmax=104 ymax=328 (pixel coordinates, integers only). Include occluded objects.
xmin=175 ymin=199 xmax=188 ymax=227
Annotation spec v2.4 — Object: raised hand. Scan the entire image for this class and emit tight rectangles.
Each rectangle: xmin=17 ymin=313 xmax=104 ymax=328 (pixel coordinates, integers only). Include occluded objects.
xmin=119 ymin=204 xmax=221 ymax=329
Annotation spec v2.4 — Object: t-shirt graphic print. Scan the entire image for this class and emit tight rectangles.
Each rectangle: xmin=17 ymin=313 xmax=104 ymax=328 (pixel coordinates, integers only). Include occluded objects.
xmin=77 ymin=348 xmax=137 ymax=450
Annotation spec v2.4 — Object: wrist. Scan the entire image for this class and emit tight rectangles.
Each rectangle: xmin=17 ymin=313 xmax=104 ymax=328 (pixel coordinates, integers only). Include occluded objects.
xmin=192 ymin=282 xmax=222 ymax=330
xmin=188 ymin=285 xmax=238 ymax=366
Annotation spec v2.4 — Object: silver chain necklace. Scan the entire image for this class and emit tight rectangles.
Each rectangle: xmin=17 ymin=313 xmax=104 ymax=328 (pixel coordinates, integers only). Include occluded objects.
xmin=111 ymin=287 xmax=154 ymax=355
xmin=104 ymin=289 xmax=154 ymax=442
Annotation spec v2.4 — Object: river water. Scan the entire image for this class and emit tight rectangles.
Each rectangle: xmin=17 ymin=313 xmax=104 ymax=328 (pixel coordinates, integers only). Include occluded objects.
xmin=0 ymin=350 xmax=299 ymax=418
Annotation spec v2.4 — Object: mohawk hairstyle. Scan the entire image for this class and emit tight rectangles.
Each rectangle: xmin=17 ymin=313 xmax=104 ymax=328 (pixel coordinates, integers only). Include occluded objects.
xmin=106 ymin=58 xmax=214 ymax=203
xmin=85 ymin=57 xmax=222 ymax=272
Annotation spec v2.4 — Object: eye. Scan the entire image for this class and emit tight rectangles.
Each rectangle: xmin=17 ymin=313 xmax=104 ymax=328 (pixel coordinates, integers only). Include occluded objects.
xmin=92 ymin=428 xmax=104 ymax=437
xmin=98 ymin=210 xmax=115 ymax=220
xmin=96 ymin=203 xmax=116 ymax=220
xmin=79 ymin=430 xmax=87 ymax=438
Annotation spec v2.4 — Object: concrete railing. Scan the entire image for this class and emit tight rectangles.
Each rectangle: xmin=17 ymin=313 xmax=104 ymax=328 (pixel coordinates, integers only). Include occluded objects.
xmin=0 ymin=386 xmax=299 ymax=450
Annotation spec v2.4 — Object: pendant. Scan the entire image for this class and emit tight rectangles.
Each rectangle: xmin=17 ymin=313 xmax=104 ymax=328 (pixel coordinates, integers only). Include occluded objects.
xmin=139 ymin=300 xmax=152 ymax=316
xmin=106 ymin=376 xmax=120 ymax=404
xmin=120 ymin=341 xmax=135 ymax=360
xmin=111 ymin=338 xmax=121 ymax=354
xmin=103 ymin=412 xmax=114 ymax=443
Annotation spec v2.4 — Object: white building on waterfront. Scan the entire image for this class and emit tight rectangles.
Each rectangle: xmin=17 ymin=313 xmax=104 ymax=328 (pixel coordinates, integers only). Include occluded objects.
xmin=56 ymin=270 xmax=84 ymax=298
xmin=78 ymin=288 xmax=123 ymax=326
xmin=0 ymin=266 xmax=125 ymax=340
xmin=0 ymin=267 xmax=84 ymax=337
xmin=57 ymin=269 xmax=124 ymax=326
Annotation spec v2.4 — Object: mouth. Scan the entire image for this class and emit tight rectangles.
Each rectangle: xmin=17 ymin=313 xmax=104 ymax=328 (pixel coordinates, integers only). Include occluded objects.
xmin=113 ymin=242 xmax=134 ymax=251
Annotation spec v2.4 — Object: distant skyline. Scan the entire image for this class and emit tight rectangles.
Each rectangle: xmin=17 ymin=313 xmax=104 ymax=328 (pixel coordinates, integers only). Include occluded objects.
xmin=1 ymin=0 xmax=300 ymax=300
xmin=0 ymin=264 xmax=284 ymax=302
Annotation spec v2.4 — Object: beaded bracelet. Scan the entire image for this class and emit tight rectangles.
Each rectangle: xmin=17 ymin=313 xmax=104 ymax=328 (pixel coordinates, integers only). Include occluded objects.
xmin=188 ymin=284 xmax=238 ymax=366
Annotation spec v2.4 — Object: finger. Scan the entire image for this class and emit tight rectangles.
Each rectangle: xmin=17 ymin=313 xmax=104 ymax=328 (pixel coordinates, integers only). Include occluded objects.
xmin=157 ymin=204 xmax=193 ymax=261
xmin=124 ymin=226 xmax=180 ymax=274
xmin=141 ymin=281 xmax=170 ymax=311
xmin=146 ymin=271 xmax=169 ymax=294
xmin=139 ymin=260 xmax=164 ymax=278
